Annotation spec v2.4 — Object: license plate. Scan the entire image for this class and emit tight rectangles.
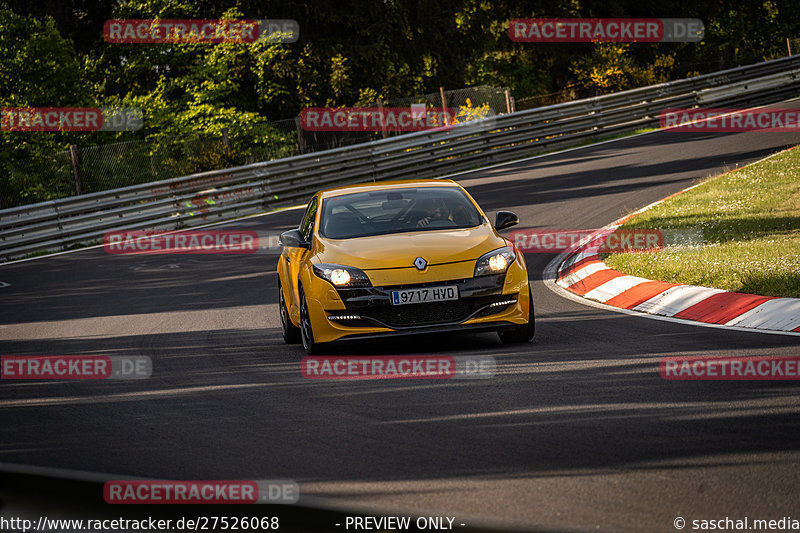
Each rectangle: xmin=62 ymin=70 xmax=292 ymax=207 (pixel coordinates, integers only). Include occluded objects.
xmin=391 ymin=285 xmax=459 ymax=305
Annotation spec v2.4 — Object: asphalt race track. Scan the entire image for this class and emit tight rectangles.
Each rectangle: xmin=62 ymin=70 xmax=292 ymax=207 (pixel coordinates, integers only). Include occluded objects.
xmin=2 ymin=101 xmax=800 ymax=532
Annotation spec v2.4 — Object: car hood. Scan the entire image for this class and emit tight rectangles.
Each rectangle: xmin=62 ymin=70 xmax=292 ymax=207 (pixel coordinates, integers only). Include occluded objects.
xmin=315 ymin=223 xmax=505 ymax=270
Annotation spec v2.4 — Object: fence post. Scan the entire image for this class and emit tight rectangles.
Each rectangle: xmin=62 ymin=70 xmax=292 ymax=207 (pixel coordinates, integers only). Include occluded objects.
xmin=439 ymin=86 xmax=448 ymax=125
xmin=295 ymin=117 xmax=306 ymax=154
xmin=377 ymin=99 xmax=388 ymax=139
xmin=788 ymin=38 xmax=793 ymax=56
xmin=504 ymin=89 xmax=512 ymax=114
xmin=69 ymin=144 xmax=82 ymax=195
xmin=221 ymin=128 xmax=230 ymax=149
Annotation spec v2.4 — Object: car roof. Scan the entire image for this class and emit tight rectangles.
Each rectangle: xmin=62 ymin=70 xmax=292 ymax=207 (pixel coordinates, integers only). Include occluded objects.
xmin=317 ymin=179 xmax=460 ymax=199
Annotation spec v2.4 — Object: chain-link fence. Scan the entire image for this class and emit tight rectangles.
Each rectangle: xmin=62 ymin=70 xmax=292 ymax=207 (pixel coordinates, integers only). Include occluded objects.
xmin=0 ymin=86 xmax=511 ymax=209
xmin=516 ymin=87 xmax=589 ymax=111
xmin=376 ymin=85 xmax=512 ymax=113
xmin=296 ymin=85 xmax=511 ymax=152
xmin=517 ymin=40 xmax=800 ymax=112
xmin=787 ymin=37 xmax=800 ymax=57
xmin=0 ymin=121 xmax=301 ymax=208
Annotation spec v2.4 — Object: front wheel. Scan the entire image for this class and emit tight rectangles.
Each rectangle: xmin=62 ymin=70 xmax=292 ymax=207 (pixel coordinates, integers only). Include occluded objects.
xmin=499 ymin=287 xmax=535 ymax=344
xmin=299 ymin=286 xmax=327 ymax=355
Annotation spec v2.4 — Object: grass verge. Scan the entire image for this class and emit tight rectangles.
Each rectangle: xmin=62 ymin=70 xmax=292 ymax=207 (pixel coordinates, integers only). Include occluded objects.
xmin=604 ymin=145 xmax=800 ymax=298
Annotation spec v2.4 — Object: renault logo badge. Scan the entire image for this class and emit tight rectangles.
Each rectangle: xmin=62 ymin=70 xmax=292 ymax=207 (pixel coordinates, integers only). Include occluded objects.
xmin=414 ymin=257 xmax=427 ymax=270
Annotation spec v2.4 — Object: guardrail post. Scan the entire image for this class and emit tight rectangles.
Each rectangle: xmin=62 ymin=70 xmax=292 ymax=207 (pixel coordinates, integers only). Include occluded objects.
xmin=69 ymin=144 xmax=82 ymax=195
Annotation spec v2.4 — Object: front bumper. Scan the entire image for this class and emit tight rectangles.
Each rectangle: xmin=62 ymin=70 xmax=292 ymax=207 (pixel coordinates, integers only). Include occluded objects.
xmin=302 ymin=258 xmax=531 ymax=343
xmin=328 ymin=274 xmax=515 ymax=329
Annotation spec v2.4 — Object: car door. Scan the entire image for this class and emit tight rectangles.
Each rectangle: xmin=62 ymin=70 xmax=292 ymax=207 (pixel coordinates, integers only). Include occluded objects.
xmin=285 ymin=196 xmax=318 ymax=318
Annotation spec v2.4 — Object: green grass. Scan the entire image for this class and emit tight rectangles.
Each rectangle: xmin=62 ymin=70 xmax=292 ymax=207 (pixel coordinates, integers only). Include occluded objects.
xmin=604 ymin=146 xmax=800 ymax=298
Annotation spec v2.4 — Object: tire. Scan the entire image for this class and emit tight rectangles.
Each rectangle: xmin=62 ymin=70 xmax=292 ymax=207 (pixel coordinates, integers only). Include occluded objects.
xmin=498 ymin=287 xmax=535 ymax=344
xmin=278 ymin=280 xmax=300 ymax=344
xmin=299 ymin=286 xmax=327 ymax=355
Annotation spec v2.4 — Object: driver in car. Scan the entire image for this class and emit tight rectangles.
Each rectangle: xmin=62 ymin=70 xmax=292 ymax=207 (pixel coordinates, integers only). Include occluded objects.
xmin=416 ymin=201 xmax=450 ymax=228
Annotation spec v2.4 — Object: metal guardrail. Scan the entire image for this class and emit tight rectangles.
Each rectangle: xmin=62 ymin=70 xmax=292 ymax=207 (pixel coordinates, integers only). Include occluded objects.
xmin=2 ymin=55 xmax=800 ymax=260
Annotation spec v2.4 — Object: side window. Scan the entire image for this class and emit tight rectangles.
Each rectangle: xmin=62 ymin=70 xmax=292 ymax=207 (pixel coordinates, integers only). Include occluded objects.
xmin=299 ymin=197 xmax=318 ymax=242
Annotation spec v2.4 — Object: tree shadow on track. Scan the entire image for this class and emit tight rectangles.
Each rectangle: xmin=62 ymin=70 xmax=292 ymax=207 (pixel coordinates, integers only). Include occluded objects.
xmin=463 ymin=148 xmax=785 ymax=213
xmin=1 ymin=312 xmax=799 ymax=487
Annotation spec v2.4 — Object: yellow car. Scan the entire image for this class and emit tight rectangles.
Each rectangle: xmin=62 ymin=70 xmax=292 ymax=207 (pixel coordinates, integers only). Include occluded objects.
xmin=277 ymin=179 xmax=534 ymax=354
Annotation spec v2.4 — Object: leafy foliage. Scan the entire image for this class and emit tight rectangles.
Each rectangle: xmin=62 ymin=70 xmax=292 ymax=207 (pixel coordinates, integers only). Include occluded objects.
xmin=1 ymin=0 xmax=798 ymax=207
xmin=570 ymin=43 xmax=675 ymax=95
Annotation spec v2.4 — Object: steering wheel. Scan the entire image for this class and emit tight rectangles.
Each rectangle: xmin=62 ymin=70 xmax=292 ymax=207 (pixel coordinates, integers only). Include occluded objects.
xmin=344 ymin=204 xmax=379 ymax=228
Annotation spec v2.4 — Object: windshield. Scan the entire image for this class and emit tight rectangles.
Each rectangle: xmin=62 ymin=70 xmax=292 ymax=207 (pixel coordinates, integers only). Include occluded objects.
xmin=319 ymin=187 xmax=484 ymax=239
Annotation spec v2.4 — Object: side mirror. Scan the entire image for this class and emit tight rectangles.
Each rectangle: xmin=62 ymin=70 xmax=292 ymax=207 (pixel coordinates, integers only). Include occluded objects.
xmin=279 ymin=228 xmax=311 ymax=249
xmin=494 ymin=211 xmax=519 ymax=231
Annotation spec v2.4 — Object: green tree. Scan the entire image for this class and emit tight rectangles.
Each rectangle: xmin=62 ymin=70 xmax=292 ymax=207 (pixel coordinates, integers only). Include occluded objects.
xmin=570 ymin=42 xmax=675 ymax=95
xmin=0 ymin=8 xmax=96 ymax=206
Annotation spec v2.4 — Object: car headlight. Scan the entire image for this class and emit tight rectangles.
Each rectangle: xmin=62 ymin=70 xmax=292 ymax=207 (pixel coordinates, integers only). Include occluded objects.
xmin=312 ymin=263 xmax=372 ymax=288
xmin=474 ymin=246 xmax=516 ymax=277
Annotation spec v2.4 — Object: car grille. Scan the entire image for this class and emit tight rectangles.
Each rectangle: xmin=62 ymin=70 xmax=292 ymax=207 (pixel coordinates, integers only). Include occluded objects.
xmin=329 ymin=296 xmax=514 ymax=329
xmin=365 ymin=300 xmax=477 ymax=328
xmin=330 ymin=274 xmax=513 ymax=329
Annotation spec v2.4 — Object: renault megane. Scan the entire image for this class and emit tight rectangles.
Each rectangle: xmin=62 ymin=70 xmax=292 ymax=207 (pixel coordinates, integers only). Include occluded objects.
xmin=277 ymin=179 xmax=534 ymax=354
